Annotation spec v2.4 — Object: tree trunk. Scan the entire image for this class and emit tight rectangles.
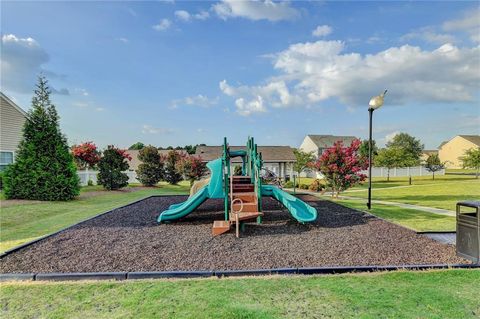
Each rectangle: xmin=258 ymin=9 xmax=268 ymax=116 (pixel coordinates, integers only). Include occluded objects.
xmin=432 ymin=172 xmax=435 ymax=180
xmin=387 ymin=169 xmax=390 ymax=182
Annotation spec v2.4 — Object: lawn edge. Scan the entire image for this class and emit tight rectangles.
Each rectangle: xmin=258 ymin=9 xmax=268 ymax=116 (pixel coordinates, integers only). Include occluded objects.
xmin=1 ymin=264 xmax=478 ymax=282
xmin=0 ymin=194 xmax=187 ymax=258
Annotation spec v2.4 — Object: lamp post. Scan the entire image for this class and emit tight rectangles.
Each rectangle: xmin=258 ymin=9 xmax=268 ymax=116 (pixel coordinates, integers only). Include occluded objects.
xmin=367 ymin=89 xmax=387 ymax=210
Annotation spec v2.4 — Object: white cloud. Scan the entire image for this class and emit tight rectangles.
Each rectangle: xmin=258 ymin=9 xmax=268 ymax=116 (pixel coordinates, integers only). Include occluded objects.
xmin=152 ymin=19 xmax=172 ymax=31
xmin=117 ymin=37 xmax=129 ymax=43
xmin=400 ymin=27 xmax=455 ymax=44
xmin=142 ymin=125 xmax=173 ymax=134
xmin=443 ymin=9 xmax=480 ymax=43
xmin=175 ymin=9 xmax=210 ymax=22
xmin=220 ymin=40 xmax=480 ymax=115
xmin=312 ymin=25 xmax=332 ymax=37
xmin=212 ymin=0 xmax=299 ymax=21
xmin=195 ymin=11 xmax=210 ymax=20
xmin=385 ymin=131 xmax=401 ymax=143
xmin=95 ymin=107 xmax=105 ymax=112
xmin=170 ymin=94 xmax=219 ymax=108
xmin=75 ymin=88 xmax=89 ymax=96
xmin=175 ymin=10 xmax=191 ymax=21
xmin=0 ymin=34 xmax=69 ymax=94
xmin=220 ymin=79 xmax=302 ymax=115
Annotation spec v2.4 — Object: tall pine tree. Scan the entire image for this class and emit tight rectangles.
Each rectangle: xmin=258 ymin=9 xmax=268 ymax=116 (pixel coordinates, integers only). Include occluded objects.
xmin=3 ymin=75 xmax=80 ymax=200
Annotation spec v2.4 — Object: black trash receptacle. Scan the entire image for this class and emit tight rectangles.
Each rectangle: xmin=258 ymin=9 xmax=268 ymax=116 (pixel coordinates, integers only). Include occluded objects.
xmin=456 ymin=201 xmax=480 ymax=264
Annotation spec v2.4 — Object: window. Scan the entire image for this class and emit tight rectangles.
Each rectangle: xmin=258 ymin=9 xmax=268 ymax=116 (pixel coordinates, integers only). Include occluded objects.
xmin=0 ymin=151 xmax=14 ymax=171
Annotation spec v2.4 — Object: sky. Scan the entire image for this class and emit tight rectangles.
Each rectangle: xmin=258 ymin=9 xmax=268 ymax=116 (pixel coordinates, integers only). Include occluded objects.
xmin=1 ymin=0 xmax=479 ymax=150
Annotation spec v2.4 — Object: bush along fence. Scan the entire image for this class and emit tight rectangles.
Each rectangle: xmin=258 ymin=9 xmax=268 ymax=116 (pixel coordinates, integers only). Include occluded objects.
xmin=77 ymin=169 xmax=138 ymax=186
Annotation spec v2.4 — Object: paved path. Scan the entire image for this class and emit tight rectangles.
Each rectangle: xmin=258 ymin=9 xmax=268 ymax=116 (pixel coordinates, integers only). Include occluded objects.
xmin=338 ymin=195 xmax=456 ymax=217
xmin=424 ymin=233 xmax=456 ymax=245
xmin=288 ymin=189 xmax=456 ymax=217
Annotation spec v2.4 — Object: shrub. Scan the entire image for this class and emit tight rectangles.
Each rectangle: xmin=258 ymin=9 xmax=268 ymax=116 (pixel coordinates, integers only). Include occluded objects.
xmin=71 ymin=141 xmax=101 ymax=169
xmin=97 ymin=145 xmax=131 ymax=190
xmin=308 ymin=179 xmax=324 ymax=192
xmin=163 ymin=150 xmax=183 ymax=185
xmin=299 ymin=184 xmax=309 ymax=190
xmin=136 ymin=146 xmax=164 ymax=186
xmin=0 ymin=172 xmax=3 ymax=190
xmin=87 ymin=179 xmax=94 ymax=186
xmin=312 ymin=139 xmax=367 ymax=198
xmin=233 ymin=165 xmax=242 ymax=176
xmin=175 ymin=155 xmax=207 ymax=186
xmin=282 ymin=180 xmax=299 ymax=188
xmin=3 ymin=76 xmax=80 ymax=200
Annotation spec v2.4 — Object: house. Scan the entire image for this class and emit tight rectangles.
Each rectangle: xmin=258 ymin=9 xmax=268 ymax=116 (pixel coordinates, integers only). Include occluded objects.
xmin=299 ymin=135 xmax=358 ymax=158
xmin=299 ymin=134 xmax=358 ymax=178
xmin=126 ymin=149 xmax=188 ymax=171
xmin=195 ymin=145 xmax=296 ymax=179
xmin=438 ymin=135 xmax=480 ymax=168
xmin=0 ymin=92 xmax=27 ymax=171
xmin=421 ymin=150 xmax=439 ymax=162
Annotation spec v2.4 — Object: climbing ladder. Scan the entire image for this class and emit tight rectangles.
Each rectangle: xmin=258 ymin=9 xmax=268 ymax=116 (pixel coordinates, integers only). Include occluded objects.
xmin=212 ymin=137 xmax=263 ymax=237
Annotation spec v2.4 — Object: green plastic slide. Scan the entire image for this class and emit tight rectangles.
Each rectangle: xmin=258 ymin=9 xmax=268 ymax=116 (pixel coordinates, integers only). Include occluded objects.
xmin=157 ymin=158 xmax=223 ymax=223
xmin=157 ymin=186 xmax=209 ymax=223
xmin=261 ymin=185 xmax=317 ymax=223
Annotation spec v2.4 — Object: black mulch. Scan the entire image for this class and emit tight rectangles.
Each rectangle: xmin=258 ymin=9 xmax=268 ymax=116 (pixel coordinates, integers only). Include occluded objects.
xmin=0 ymin=195 xmax=467 ymax=273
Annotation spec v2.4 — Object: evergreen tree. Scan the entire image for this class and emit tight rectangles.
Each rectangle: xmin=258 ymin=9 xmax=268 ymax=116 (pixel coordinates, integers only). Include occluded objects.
xmin=3 ymin=75 xmax=80 ymax=200
xmin=136 ymin=146 xmax=164 ymax=186
xmin=163 ymin=150 xmax=183 ymax=185
xmin=97 ymin=146 xmax=131 ymax=190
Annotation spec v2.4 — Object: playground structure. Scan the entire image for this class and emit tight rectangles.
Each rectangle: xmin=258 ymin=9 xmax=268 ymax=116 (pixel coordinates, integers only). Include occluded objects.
xmin=157 ymin=137 xmax=318 ymax=236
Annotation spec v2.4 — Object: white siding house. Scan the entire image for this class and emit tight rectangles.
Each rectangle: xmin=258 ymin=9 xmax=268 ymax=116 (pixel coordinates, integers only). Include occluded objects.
xmin=0 ymin=92 xmax=27 ymax=171
xmin=299 ymin=134 xmax=358 ymax=178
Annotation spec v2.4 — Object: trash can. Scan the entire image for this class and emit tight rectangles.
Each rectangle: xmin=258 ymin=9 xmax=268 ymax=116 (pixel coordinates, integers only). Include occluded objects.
xmin=456 ymin=201 xmax=480 ymax=264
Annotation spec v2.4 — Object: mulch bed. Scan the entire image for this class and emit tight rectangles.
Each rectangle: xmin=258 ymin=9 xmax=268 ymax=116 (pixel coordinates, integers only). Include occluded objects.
xmin=0 ymin=195 xmax=467 ymax=273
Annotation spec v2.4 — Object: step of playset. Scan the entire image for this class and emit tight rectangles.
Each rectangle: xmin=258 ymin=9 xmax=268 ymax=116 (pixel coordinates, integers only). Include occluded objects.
xmin=230 ymin=211 xmax=263 ymax=222
xmin=232 ymin=184 xmax=254 ymax=192
xmin=232 ymin=176 xmax=252 ymax=184
xmin=232 ymin=202 xmax=259 ymax=212
xmin=232 ymin=192 xmax=257 ymax=203
xmin=212 ymin=220 xmax=231 ymax=236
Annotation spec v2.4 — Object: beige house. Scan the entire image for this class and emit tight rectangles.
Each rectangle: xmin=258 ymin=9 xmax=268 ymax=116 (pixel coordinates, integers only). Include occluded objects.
xmin=421 ymin=150 xmax=439 ymax=162
xmin=438 ymin=135 xmax=480 ymax=168
xmin=195 ymin=145 xmax=296 ymax=178
xmin=0 ymin=92 xmax=27 ymax=171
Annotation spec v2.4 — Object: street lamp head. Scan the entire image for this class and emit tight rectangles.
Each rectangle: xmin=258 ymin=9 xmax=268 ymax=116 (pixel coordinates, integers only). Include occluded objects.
xmin=368 ymin=89 xmax=388 ymax=110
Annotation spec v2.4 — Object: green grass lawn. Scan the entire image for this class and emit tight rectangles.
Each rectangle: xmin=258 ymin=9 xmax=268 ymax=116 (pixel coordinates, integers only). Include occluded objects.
xmin=1 ymin=270 xmax=479 ymax=319
xmin=336 ymin=199 xmax=456 ymax=232
xmin=0 ymin=182 xmax=190 ymax=253
xmin=343 ymin=178 xmax=479 ymax=211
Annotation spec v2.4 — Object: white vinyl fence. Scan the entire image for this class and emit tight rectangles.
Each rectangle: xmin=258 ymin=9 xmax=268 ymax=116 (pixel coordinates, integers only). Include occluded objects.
xmin=361 ymin=166 xmax=445 ymax=178
xmin=77 ymin=169 xmax=139 ymax=186
xmin=303 ymin=166 xmax=445 ymax=179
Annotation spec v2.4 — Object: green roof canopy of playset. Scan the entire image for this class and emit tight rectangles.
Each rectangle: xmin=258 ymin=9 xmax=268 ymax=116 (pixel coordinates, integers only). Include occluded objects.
xmin=157 ymin=137 xmax=317 ymax=236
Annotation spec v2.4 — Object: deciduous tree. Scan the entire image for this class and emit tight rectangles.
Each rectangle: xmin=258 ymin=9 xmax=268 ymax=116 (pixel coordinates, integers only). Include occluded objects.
xmin=424 ymin=154 xmax=445 ymax=180
xmin=176 ymin=155 xmax=207 ymax=186
xmin=312 ymin=139 xmax=367 ymax=198
xmin=460 ymin=147 xmax=480 ymax=179
xmin=293 ymin=149 xmax=315 ymax=185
